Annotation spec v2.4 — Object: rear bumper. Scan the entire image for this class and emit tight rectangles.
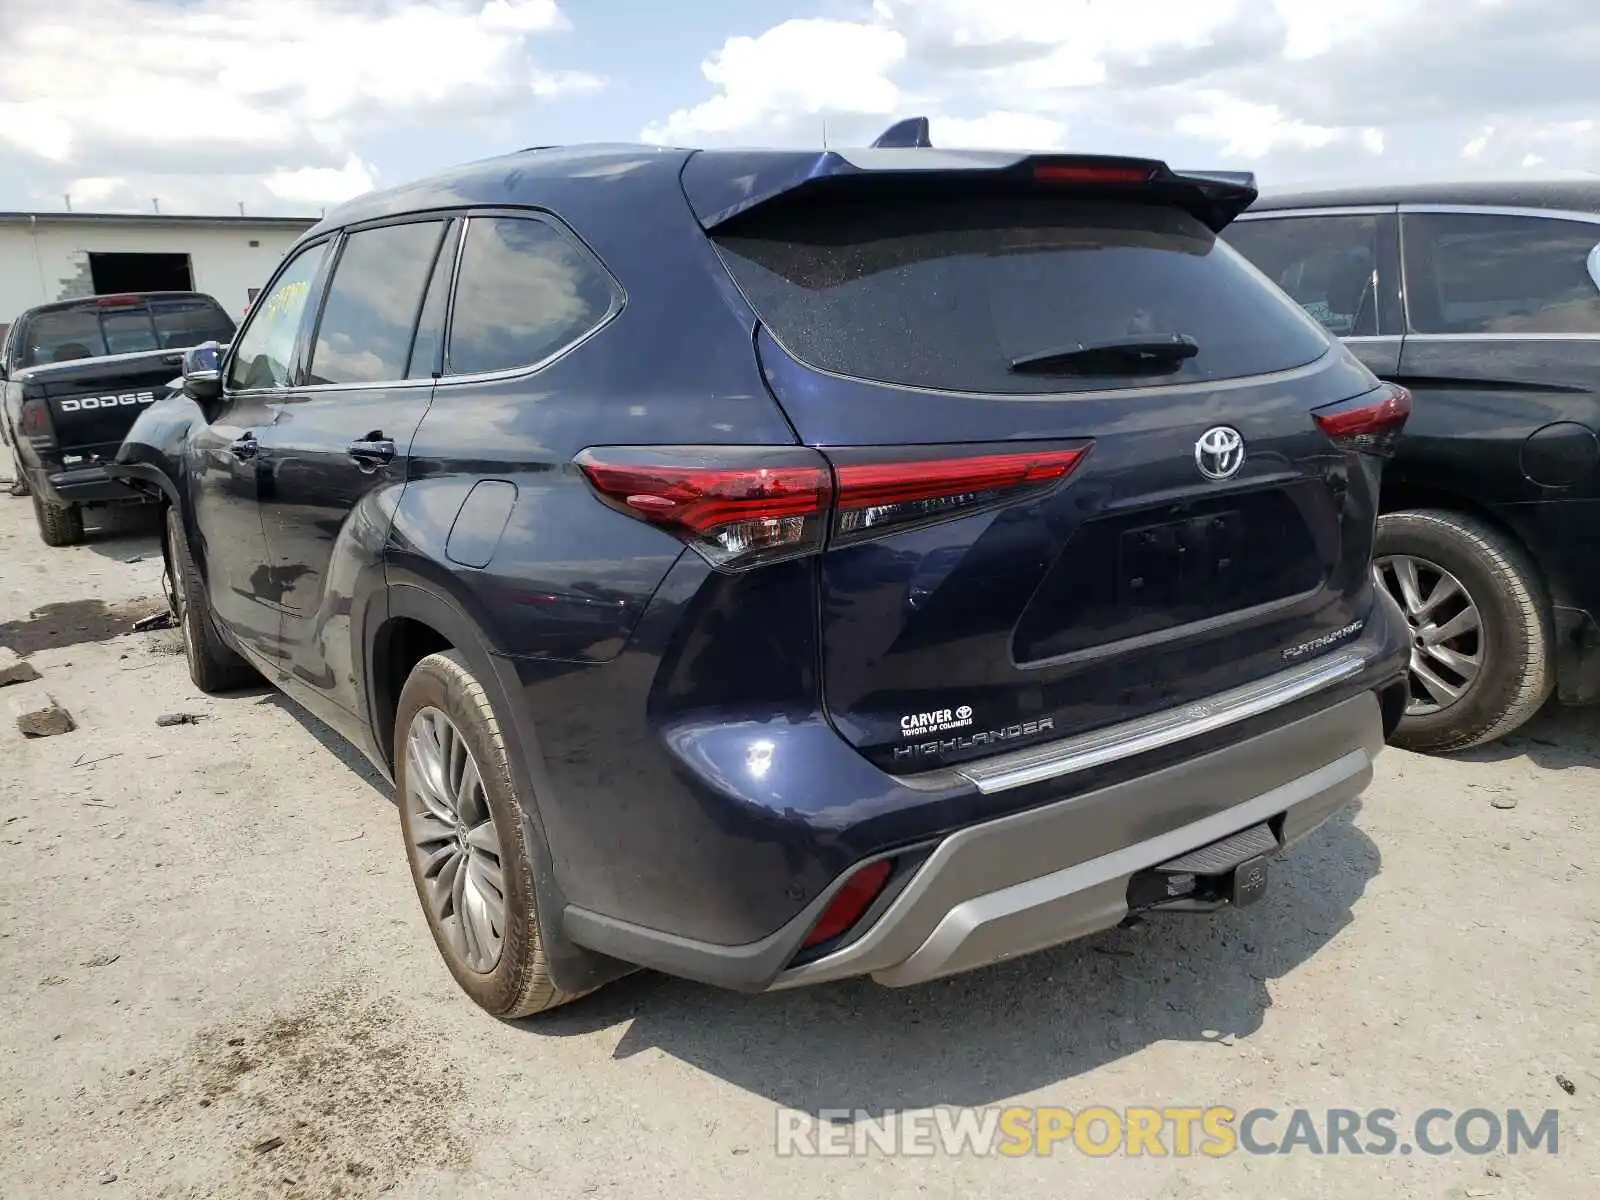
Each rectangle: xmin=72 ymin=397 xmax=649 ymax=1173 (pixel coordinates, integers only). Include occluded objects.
xmin=28 ymin=463 xmax=148 ymax=506
xmin=772 ymin=691 xmax=1380 ymax=989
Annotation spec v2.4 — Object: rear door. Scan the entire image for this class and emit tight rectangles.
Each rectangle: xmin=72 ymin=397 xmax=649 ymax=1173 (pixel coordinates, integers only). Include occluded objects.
xmin=1225 ymin=207 xmax=1403 ymax=377
xmin=709 ymin=189 xmax=1386 ymax=768
xmin=257 ymin=215 xmax=455 ymax=726
xmin=1391 ymin=205 xmax=1600 ymax=620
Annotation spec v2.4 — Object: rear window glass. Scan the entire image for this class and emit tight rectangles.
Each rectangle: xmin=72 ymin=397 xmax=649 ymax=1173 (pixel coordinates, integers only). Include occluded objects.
xmin=713 ymin=197 xmax=1332 ymax=394
xmin=17 ymin=297 xmax=234 ymax=368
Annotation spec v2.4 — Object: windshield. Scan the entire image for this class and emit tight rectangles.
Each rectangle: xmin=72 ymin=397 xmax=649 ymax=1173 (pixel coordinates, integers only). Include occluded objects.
xmin=713 ymin=196 xmax=1332 ymax=394
xmin=18 ymin=297 xmax=236 ymax=369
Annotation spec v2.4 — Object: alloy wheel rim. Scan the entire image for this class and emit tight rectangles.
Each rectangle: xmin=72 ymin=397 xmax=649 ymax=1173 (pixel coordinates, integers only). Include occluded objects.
xmin=1373 ymin=554 xmax=1484 ymax=716
xmin=403 ymin=706 xmax=507 ymax=973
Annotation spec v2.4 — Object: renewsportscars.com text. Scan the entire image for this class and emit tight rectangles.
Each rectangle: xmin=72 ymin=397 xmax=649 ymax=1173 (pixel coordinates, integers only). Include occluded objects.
xmin=775 ymin=1106 xmax=1561 ymax=1158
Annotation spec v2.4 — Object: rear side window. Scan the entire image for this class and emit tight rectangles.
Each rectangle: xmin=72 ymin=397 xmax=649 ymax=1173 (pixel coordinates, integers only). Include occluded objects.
xmin=1403 ymin=212 xmax=1600 ymax=335
xmin=308 ymin=220 xmax=447 ymax=386
xmin=1225 ymin=215 xmax=1381 ymax=337
xmin=712 ymin=196 xmax=1332 ymax=395
xmin=445 ymin=215 xmax=617 ymax=376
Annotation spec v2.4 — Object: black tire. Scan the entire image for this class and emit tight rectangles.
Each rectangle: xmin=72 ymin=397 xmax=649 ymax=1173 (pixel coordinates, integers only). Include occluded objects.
xmin=31 ymin=490 xmax=84 ymax=546
xmin=165 ymin=506 xmax=258 ymax=692
xmin=394 ymin=651 xmax=584 ymax=1018
xmin=1375 ymin=509 xmax=1552 ymax=753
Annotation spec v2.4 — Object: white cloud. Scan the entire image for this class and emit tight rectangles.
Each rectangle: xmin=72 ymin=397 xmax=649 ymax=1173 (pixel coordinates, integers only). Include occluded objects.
xmin=933 ymin=112 xmax=1068 ymax=150
xmin=642 ymin=19 xmax=906 ymax=144
xmin=645 ymin=0 xmax=1600 ymax=183
xmin=265 ymin=158 xmax=380 ymax=206
xmin=0 ymin=0 xmax=595 ymax=212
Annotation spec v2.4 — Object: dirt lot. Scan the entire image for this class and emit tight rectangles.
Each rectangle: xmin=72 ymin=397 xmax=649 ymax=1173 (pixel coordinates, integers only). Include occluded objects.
xmin=0 ymin=493 xmax=1595 ymax=1200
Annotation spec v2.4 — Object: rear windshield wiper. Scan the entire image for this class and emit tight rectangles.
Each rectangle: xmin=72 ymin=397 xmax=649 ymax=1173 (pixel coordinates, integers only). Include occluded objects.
xmin=1009 ymin=333 xmax=1199 ymax=376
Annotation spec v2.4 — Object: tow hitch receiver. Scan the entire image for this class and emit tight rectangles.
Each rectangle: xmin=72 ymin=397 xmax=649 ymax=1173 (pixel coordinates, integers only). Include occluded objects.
xmin=1225 ymin=854 xmax=1271 ymax=907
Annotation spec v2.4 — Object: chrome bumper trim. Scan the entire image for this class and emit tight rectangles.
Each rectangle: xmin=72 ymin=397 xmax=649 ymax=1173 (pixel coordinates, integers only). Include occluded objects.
xmin=951 ymin=648 xmax=1368 ymax=795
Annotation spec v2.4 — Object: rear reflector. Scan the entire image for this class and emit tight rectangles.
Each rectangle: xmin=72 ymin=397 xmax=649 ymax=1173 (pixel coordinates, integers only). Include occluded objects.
xmin=1312 ymin=383 xmax=1412 ymax=456
xmin=832 ymin=444 xmax=1090 ymax=545
xmin=574 ymin=446 xmax=832 ymax=570
xmin=576 ymin=442 xmax=1090 ymax=568
xmin=802 ymin=859 xmax=893 ymax=949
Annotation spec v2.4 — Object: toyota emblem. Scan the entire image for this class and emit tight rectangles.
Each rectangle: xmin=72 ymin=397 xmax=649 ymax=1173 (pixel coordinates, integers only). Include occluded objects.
xmin=1195 ymin=426 xmax=1246 ymax=481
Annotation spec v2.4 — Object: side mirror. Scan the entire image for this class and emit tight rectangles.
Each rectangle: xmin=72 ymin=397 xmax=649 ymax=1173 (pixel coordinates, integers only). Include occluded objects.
xmin=181 ymin=341 xmax=224 ymax=409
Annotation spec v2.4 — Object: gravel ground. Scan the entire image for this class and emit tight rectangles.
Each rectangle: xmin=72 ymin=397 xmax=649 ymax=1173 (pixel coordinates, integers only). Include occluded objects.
xmin=0 ymin=494 xmax=1595 ymax=1199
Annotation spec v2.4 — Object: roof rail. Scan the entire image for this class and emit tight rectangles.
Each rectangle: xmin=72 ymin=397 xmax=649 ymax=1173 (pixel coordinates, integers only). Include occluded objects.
xmin=870 ymin=117 xmax=932 ymax=149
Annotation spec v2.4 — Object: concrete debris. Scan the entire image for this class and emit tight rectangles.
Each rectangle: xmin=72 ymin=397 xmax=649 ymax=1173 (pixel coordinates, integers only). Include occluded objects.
xmin=13 ymin=695 xmax=76 ymax=738
xmin=0 ymin=648 xmax=42 ymax=688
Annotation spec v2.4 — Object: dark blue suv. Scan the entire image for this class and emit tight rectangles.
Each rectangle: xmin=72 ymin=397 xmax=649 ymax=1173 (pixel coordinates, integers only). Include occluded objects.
xmin=113 ymin=138 xmax=1412 ymax=1015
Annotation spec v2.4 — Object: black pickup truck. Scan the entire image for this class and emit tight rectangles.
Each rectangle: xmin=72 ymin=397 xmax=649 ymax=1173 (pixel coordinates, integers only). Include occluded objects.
xmin=1 ymin=292 xmax=236 ymax=546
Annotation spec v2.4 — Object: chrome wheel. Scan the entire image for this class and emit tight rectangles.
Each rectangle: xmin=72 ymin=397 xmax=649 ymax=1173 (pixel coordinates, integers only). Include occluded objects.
xmin=403 ymin=707 xmax=507 ymax=973
xmin=1374 ymin=554 xmax=1484 ymax=715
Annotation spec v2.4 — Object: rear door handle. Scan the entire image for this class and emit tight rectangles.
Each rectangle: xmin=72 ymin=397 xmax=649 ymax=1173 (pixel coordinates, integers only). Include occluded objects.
xmin=229 ymin=433 xmax=258 ymax=461
xmin=347 ymin=436 xmax=396 ymax=471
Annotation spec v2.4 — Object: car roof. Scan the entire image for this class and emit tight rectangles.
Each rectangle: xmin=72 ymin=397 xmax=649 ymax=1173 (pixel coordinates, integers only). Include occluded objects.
xmin=1249 ymin=178 xmax=1600 ymax=215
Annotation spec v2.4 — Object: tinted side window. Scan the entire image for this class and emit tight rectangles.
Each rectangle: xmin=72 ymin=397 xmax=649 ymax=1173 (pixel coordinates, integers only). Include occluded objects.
xmin=227 ymin=242 xmax=331 ymax=390
xmin=1403 ymin=212 xmax=1600 ymax=334
xmin=445 ymin=216 xmax=616 ymax=376
xmin=308 ymin=220 xmax=447 ymax=386
xmin=1226 ymin=215 xmax=1381 ymax=337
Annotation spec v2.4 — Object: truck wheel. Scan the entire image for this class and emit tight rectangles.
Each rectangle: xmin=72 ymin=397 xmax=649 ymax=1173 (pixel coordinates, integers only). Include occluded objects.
xmin=1374 ymin=509 xmax=1552 ymax=753
xmin=31 ymin=491 xmax=84 ymax=547
xmin=395 ymin=651 xmax=586 ymax=1018
xmin=165 ymin=506 xmax=257 ymax=693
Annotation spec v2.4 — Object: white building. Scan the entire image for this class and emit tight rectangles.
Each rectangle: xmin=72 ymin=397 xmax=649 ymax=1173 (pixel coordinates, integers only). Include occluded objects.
xmin=0 ymin=211 xmax=318 ymax=342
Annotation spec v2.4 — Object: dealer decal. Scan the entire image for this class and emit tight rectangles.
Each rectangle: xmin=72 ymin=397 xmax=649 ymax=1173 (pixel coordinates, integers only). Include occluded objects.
xmin=900 ymin=705 xmax=976 ymax=738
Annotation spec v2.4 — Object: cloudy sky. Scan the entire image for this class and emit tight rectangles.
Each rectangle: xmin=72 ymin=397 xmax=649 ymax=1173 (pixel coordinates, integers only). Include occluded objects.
xmin=1 ymin=0 xmax=1596 ymax=216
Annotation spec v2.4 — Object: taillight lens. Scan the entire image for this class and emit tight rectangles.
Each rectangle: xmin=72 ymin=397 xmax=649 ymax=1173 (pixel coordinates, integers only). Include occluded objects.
xmin=575 ymin=441 xmax=1091 ymax=569
xmin=831 ymin=443 xmax=1090 ymax=545
xmin=19 ymin=398 xmax=51 ymax=439
xmin=574 ymin=446 xmax=832 ymax=569
xmin=1312 ymin=383 xmax=1412 ymax=457
xmin=802 ymin=859 xmax=894 ymax=949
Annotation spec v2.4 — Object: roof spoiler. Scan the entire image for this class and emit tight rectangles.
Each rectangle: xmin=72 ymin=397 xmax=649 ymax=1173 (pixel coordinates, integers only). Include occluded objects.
xmin=870 ymin=117 xmax=932 ymax=149
xmin=683 ymin=150 xmax=1260 ymax=233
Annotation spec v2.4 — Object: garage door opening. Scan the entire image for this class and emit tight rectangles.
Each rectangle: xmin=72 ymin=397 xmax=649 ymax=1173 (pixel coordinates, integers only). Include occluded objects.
xmin=88 ymin=252 xmax=194 ymax=295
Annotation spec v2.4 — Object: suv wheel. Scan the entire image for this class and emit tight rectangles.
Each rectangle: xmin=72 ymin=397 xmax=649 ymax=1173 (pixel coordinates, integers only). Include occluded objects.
xmin=31 ymin=491 xmax=84 ymax=547
xmin=1374 ymin=509 xmax=1552 ymax=753
xmin=395 ymin=651 xmax=583 ymax=1017
xmin=165 ymin=506 xmax=258 ymax=692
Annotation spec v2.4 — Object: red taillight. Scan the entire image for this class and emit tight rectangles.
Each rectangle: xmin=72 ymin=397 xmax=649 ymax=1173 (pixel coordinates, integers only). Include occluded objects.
xmin=575 ymin=442 xmax=1091 ymax=569
xmin=1313 ymin=383 xmax=1412 ymax=456
xmin=1034 ymin=162 xmax=1156 ymax=185
xmin=19 ymin=398 xmax=51 ymax=437
xmin=832 ymin=444 xmax=1089 ymax=545
xmin=802 ymin=860 xmax=893 ymax=949
xmin=94 ymin=294 xmax=141 ymax=307
xmin=574 ymin=446 xmax=833 ymax=569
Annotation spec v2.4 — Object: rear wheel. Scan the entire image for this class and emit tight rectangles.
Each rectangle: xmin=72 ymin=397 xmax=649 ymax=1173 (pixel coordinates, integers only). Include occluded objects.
xmin=1374 ymin=509 xmax=1552 ymax=753
xmin=31 ymin=491 xmax=84 ymax=547
xmin=395 ymin=651 xmax=585 ymax=1017
xmin=165 ymin=506 xmax=258 ymax=692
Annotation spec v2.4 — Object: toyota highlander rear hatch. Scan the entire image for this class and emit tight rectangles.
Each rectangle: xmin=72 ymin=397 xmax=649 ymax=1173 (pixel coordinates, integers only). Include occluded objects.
xmin=686 ymin=149 xmax=1404 ymax=772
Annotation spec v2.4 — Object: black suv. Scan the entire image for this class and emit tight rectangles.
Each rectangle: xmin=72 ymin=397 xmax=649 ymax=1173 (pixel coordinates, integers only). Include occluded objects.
xmin=114 ymin=140 xmax=1410 ymax=1016
xmin=1228 ymin=183 xmax=1600 ymax=751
